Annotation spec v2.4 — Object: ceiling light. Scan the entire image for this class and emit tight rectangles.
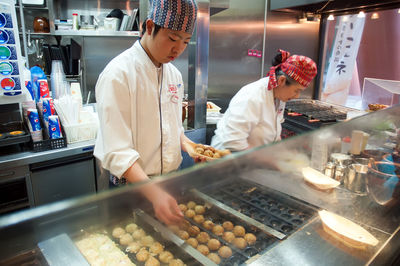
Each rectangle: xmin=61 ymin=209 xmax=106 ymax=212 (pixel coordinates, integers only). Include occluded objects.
xmin=371 ymin=13 xmax=379 ymax=19
xmin=357 ymin=11 xmax=365 ymax=18
xmin=327 ymin=14 xmax=334 ymax=21
xmin=398 ymin=8 xmax=400 ymax=14
xmin=342 ymin=15 xmax=349 ymax=22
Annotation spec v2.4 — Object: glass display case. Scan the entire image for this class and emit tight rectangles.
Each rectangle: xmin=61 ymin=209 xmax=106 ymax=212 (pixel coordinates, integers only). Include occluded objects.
xmin=361 ymin=78 xmax=400 ymax=110
xmin=0 ymin=106 xmax=399 ymax=266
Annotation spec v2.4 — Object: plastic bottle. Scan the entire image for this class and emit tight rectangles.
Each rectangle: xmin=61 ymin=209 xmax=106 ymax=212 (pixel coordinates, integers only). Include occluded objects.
xmin=72 ymin=13 xmax=79 ymax=30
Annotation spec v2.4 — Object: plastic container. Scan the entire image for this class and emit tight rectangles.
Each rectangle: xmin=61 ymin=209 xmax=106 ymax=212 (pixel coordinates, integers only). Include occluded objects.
xmin=22 ymin=0 xmax=45 ymax=5
xmin=362 ymin=78 xmax=400 ymax=110
xmin=63 ymin=111 xmax=98 ymax=144
xmin=30 ymin=124 xmax=67 ymax=152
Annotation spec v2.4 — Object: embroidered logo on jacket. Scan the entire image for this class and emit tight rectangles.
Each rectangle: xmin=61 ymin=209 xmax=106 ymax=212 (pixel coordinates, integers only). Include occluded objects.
xmin=168 ymin=84 xmax=179 ymax=104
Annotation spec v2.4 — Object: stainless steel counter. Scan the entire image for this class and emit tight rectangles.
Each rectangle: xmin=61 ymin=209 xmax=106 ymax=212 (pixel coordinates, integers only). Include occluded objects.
xmin=0 ymin=140 xmax=95 ymax=171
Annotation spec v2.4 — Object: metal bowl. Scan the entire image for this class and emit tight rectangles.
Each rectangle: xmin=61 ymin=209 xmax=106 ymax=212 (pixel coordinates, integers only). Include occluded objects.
xmin=367 ymin=161 xmax=400 ymax=206
xmin=362 ymin=149 xmax=388 ymax=161
xmin=330 ymin=153 xmax=352 ymax=166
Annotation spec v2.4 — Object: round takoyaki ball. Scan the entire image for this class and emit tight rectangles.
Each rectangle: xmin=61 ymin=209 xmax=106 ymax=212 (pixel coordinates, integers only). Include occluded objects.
xmin=185 ymin=209 xmax=196 ymax=218
xmin=188 ymin=225 xmax=200 ymax=237
xmin=141 ymin=235 xmax=154 ymax=247
xmin=187 ymin=201 xmax=197 ymax=209
xmin=212 ymin=225 xmax=224 ymax=236
xmin=126 ymin=241 xmax=141 ymax=253
xmin=218 ymin=246 xmax=233 ymax=258
xmin=233 ymin=225 xmax=246 ymax=237
xmin=203 ymin=150 xmax=214 ymax=157
xmin=132 ymin=228 xmax=146 ymax=240
xmin=202 ymin=220 xmax=214 ymax=230
xmin=206 ymin=146 xmax=216 ymax=153
xmin=186 ymin=237 xmax=198 ymax=248
xmin=222 ymin=231 xmax=235 ymax=243
xmin=112 ymin=227 xmax=125 ymax=238
xmin=244 ymin=233 xmax=257 ymax=245
xmin=194 ymin=205 xmax=205 ymax=215
xmin=179 ymin=204 xmax=188 ymax=212
xmin=193 ymin=215 xmax=205 ymax=224
xmin=125 ymin=223 xmax=138 ymax=233
xmin=222 ymin=221 xmax=234 ymax=231
xmin=178 ymin=230 xmax=189 ymax=240
xmin=213 ymin=152 xmax=221 ymax=158
xmin=136 ymin=248 xmax=150 ymax=262
xmin=195 ymin=147 xmax=205 ymax=154
xmin=197 ymin=244 xmax=210 ymax=256
xmin=207 ymin=253 xmax=221 ymax=264
xmin=159 ymin=251 xmax=174 ymax=264
xmin=168 ymin=225 xmax=180 ymax=234
xmin=120 ymin=233 xmax=134 ymax=245
xmin=196 ymin=232 xmax=210 ymax=244
xmin=145 ymin=256 xmax=160 ymax=266
xmin=169 ymin=259 xmax=184 ymax=266
xmin=207 ymin=239 xmax=221 ymax=251
xmin=219 ymin=149 xmax=231 ymax=156
xmin=178 ymin=219 xmax=191 ymax=231
xmin=149 ymin=242 xmax=164 ymax=255
xmin=233 ymin=237 xmax=247 ymax=249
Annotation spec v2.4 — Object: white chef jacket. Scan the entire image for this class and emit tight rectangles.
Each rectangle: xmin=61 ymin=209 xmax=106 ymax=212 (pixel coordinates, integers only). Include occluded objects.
xmin=211 ymin=77 xmax=285 ymax=151
xmin=94 ymin=40 xmax=184 ymax=178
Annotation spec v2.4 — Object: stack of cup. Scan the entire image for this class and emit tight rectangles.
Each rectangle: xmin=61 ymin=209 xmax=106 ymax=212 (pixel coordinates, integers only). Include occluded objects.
xmin=50 ymin=60 xmax=67 ymax=99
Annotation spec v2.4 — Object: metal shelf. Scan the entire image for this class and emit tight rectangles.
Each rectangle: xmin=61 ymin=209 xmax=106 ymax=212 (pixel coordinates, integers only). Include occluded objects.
xmin=15 ymin=5 xmax=48 ymax=10
xmin=19 ymin=32 xmax=51 ymax=36
xmin=53 ymin=30 xmax=140 ymax=37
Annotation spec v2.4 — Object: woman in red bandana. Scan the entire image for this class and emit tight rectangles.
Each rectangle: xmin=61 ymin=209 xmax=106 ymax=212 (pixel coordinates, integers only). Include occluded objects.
xmin=211 ymin=49 xmax=317 ymax=151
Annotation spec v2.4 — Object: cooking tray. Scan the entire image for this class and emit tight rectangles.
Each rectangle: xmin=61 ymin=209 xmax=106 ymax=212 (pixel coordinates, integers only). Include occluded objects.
xmin=285 ymin=101 xmax=347 ymax=122
xmin=0 ymin=121 xmax=30 ymax=147
xmin=74 ymin=209 xmax=207 ymax=266
xmin=176 ymin=192 xmax=278 ymax=265
xmin=201 ymin=179 xmax=317 ymax=236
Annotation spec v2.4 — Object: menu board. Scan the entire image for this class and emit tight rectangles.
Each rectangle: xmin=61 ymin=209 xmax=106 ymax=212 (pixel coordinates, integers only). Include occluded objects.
xmin=0 ymin=0 xmax=25 ymax=102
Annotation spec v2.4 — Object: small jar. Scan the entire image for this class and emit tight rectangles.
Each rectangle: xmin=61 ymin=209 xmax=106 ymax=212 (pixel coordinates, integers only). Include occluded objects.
xmin=72 ymin=13 xmax=79 ymax=30
xmin=334 ymin=165 xmax=347 ymax=183
xmin=324 ymin=162 xmax=335 ymax=179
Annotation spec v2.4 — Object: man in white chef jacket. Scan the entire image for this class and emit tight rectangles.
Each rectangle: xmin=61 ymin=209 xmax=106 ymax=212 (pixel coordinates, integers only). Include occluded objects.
xmin=95 ymin=0 xmax=199 ymax=224
xmin=212 ymin=49 xmax=317 ymax=151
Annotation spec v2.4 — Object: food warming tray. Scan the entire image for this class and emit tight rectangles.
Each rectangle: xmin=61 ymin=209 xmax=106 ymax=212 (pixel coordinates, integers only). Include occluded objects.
xmin=74 ymin=209 xmax=208 ymax=266
xmin=201 ymin=178 xmax=318 ymax=236
xmin=177 ymin=191 xmax=279 ymax=265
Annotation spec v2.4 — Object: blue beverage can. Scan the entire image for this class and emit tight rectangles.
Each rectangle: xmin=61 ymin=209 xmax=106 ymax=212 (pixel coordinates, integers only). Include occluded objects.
xmin=48 ymin=115 xmax=62 ymax=139
xmin=27 ymin=108 xmax=41 ymax=132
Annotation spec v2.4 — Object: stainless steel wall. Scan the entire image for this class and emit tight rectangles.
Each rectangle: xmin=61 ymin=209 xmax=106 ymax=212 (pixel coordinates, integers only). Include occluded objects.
xmin=62 ymin=0 xmax=319 ymax=105
xmin=207 ymin=1 xmax=320 ymax=111
xmin=207 ymin=0 xmax=267 ymax=112
xmin=82 ymin=37 xmax=138 ymax=103
xmin=264 ymin=11 xmax=320 ymax=99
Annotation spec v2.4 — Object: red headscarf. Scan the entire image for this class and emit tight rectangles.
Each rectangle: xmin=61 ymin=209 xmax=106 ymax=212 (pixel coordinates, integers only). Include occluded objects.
xmin=267 ymin=49 xmax=317 ymax=91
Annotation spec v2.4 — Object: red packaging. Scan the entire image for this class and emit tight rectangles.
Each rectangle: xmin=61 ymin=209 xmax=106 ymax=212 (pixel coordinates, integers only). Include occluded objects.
xmin=39 ymin=79 xmax=50 ymax=99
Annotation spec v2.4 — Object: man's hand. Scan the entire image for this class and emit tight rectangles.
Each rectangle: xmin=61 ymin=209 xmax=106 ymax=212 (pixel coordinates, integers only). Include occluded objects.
xmin=149 ymin=188 xmax=184 ymax=225
xmin=181 ymin=133 xmax=207 ymax=163
xmin=123 ymin=162 xmax=183 ymax=225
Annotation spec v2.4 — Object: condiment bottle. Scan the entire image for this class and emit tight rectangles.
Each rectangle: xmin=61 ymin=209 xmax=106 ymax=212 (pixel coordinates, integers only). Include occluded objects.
xmin=73 ymin=13 xmax=79 ymax=30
